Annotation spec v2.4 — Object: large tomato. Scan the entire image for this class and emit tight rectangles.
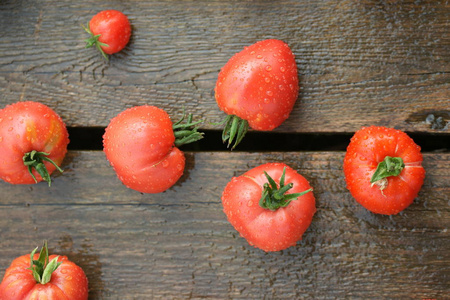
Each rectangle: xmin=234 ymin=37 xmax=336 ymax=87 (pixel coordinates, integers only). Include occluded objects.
xmin=0 ymin=242 xmax=88 ymax=300
xmin=221 ymin=163 xmax=315 ymax=252
xmin=103 ymin=105 xmax=203 ymax=193
xmin=215 ymin=39 xmax=299 ymax=149
xmin=343 ymin=126 xmax=426 ymax=215
xmin=0 ymin=101 xmax=69 ymax=186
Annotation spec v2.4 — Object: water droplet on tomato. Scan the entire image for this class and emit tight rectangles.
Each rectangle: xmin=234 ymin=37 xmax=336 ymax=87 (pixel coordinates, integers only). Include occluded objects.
xmin=256 ymin=54 xmax=263 ymax=59
xmin=266 ymin=91 xmax=273 ymax=97
xmin=280 ymin=66 xmax=285 ymax=72
xmin=265 ymin=78 xmax=270 ymax=83
xmin=162 ymin=160 xmax=169 ymax=168
xmin=65 ymin=275 xmax=72 ymax=281
xmin=247 ymin=200 xmax=253 ymax=207
xmin=8 ymin=127 xmax=13 ymax=132
xmin=265 ymin=65 xmax=272 ymax=71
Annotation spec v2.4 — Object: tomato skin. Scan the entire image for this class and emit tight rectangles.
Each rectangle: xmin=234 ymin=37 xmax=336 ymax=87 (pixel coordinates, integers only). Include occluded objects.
xmin=0 ymin=101 xmax=69 ymax=185
xmin=103 ymin=105 xmax=185 ymax=193
xmin=222 ymin=163 xmax=316 ymax=252
xmin=343 ymin=126 xmax=426 ymax=215
xmin=0 ymin=254 xmax=88 ymax=300
xmin=215 ymin=39 xmax=299 ymax=131
xmin=89 ymin=10 xmax=131 ymax=55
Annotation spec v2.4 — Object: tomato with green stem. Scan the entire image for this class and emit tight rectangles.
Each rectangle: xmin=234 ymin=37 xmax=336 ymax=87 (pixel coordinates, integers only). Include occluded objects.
xmin=0 ymin=101 xmax=69 ymax=186
xmin=343 ymin=126 xmax=426 ymax=215
xmin=215 ymin=39 xmax=299 ymax=149
xmin=222 ymin=163 xmax=315 ymax=252
xmin=83 ymin=10 xmax=131 ymax=60
xmin=0 ymin=241 xmax=88 ymax=300
xmin=103 ymin=105 xmax=204 ymax=193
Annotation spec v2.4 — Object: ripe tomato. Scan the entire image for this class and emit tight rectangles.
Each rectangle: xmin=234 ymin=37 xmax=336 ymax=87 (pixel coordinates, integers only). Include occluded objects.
xmin=103 ymin=105 xmax=203 ymax=193
xmin=343 ymin=126 xmax=426 ymax=215
xmin=0 ymin=242 xmax=88 ymax=300
xmin=215 ymin=39 xmax=299 ymax=149
xmin=0 ymin=101 xmax=69 ymax=186
xmin=221 ymin=163 xmax=315 ymax=252
xmin=83 ymin=10 xmax=131 ymax=59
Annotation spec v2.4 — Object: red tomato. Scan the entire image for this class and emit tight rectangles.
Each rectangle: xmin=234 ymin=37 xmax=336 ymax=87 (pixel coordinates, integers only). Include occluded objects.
xmin=0 ymin=101 xmax=69 ymax=186
xmin=215 ymin=39 xmax=299 ymax=149
xmin=83 ymin=10 xmax=131 ymax=59
xmin=222 ymin=163 xmax=315 ymax=252
xmin=343 ymin=126 xmax=426 ymax=215
xmin=0 ymin=242 xmax=88 ymax=300
xmin=103 ymin=105 xmax=203 ymax=193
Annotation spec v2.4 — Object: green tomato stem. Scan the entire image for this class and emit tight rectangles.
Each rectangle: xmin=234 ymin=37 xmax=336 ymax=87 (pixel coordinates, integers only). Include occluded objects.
xmin=28 ymin=241 xmax=62 ymax=285
xmin=82 ymin=23 xmax=109 ymax=61
xmin=259 ymin=167 xmax=312 ymax=211
xmin=222 ymin=115 xmax=249 ymax=150
xmin=370 ymin=156 xmax=405 ymax=190
xmin=172 ymin=111 xmax=204 ymax=147
xmin=23 ymin=150 xmax=63 ymax=187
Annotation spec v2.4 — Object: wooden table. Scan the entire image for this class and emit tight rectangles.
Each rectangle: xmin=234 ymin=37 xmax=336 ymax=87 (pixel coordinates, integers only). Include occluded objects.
xmin=1 ymin=0 xmax=449 ymax=299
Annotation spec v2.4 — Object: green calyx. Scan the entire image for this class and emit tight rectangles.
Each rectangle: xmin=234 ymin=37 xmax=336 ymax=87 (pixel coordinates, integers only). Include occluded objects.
xmin=172 ymin=111 xmax=204 ymax=147
xmin=259 ymin=167 xmax=312 ymax=211
xmin=23 ymin=150 xmax=63 ymax=187
xmin=82 ymin=23 xmax=109 ymax=61
xmin=28 ymin=241 xmax=62 ymax=285
xmin=370 ymin=156 xmax=405 ymax=187
xmin=222 ymin=115 xmax=249 ymax=150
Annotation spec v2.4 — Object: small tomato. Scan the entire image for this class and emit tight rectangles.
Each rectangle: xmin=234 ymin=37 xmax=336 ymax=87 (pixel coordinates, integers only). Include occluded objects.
xmin=83 ymin=10 xmax=131 ymax=59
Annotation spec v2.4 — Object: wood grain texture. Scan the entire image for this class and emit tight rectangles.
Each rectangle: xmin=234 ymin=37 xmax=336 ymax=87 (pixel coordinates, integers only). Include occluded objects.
xmin=0 ymin=0 xmax=448 ymax=299
xmin=0 ymin=0 xmax=448 ymax=133
xmin=0 ymin=151 xmax=448 ymax=299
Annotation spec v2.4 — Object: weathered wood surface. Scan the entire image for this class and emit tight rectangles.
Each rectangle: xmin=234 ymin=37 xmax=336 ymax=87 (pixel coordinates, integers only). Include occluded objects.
xmin=0 ymin=0 xmax=449 ymax=299
xmin=0 ymin=0 xmax=448 ymax=133
xmin=0 ymin=151 xmax=448 ymax=299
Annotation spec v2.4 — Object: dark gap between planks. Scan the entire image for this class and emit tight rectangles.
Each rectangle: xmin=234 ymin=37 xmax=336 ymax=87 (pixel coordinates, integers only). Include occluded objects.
xmin=67 ymin=127 xmax=449 ymax=152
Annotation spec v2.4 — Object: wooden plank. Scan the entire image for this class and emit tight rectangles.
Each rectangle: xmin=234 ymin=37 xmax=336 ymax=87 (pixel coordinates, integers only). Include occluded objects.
xmin=0 ymin=151 xmax=448 ymax=299
xmin=0 ymin=0 xmax=448 ymax=133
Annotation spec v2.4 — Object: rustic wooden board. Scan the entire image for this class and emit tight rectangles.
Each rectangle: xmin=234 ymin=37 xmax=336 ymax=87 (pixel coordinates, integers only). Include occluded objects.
xmin=0 ymin=0 xmax=448 ymax=133
xmin=0 ymin=151 xmax=448 ymax=299
xmin=0 ymin=0 xmax=448 ymax=299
